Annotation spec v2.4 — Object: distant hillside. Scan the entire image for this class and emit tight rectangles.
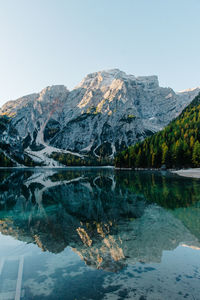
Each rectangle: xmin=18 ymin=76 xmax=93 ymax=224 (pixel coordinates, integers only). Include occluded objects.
xmin=115 ymin=92 xmax=200 ymax=169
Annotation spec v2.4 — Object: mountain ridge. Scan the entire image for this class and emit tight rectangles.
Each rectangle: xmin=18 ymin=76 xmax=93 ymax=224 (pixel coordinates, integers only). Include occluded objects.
xmin=0 ymin=69 xmax=199 ymax=166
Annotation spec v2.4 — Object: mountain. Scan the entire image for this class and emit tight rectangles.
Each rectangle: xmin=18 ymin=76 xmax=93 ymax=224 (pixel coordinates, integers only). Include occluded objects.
xmin=0 ymin=69 xmax=199 ymax=166
xmin=115 ymin=92 xmax=200 ymax=169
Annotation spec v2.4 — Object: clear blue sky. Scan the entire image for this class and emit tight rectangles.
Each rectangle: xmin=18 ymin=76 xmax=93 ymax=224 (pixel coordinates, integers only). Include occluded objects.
xmin=0 ymin=0 xmax=199 ymax=106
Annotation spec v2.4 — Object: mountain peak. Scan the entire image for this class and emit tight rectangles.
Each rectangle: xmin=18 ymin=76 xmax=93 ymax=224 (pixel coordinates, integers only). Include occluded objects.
xmin=75 ymin=69 xmax=126 ymax=89
xmin=177 ymin=87 xmax=200 ymax=94
xmin=37 ymin=85 xmax=69 ymax=102
xmin=75 ymin=69 xmax=160 ymax=90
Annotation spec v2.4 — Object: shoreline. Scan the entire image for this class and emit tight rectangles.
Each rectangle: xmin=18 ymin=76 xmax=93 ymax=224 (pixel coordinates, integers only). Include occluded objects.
xmin=171 ymin=168 xmax=200 ymax=179
xmin=0 ymin=165 xmax=115 ymax=170
xmin=116 ymin=167 xmax=200 ymax=179
xmin=1 ymin=165 xmax=200 ymax=179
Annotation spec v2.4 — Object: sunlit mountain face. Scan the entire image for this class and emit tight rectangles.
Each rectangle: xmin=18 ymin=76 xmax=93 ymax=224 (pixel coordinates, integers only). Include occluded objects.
xmin=0 ymin=168 xmax=200 ymax=299
xmin=0 ymin=70 xmax=199 ymax=167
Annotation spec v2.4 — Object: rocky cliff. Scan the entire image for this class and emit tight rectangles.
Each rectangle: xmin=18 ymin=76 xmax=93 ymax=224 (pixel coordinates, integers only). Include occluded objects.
xmin=0 ymin=69 xmax=199 ymax=166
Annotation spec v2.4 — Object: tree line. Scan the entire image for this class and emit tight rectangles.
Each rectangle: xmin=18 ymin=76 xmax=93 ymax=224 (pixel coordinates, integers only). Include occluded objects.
xmin=50 ymin=152 xmax=112 ymax=166
xmin=115 ymin=93 xmax=200 ymax=169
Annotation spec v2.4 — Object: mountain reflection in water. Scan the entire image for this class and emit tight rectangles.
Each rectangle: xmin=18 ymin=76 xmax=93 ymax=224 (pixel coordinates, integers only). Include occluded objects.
xmin=0 ymin=169 xmax=200 ymax=270
xmin=0 ymin=168 xmax=200 ymax=299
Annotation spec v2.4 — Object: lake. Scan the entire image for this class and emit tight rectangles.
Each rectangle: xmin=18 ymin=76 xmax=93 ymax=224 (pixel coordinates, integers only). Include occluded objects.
xmin=0 ymin=168 xmax=200 ymax=300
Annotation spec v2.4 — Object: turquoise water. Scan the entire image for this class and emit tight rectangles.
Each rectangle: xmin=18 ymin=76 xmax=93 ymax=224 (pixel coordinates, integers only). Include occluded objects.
xmin=0 ymin=168 xmax=200 ymax=299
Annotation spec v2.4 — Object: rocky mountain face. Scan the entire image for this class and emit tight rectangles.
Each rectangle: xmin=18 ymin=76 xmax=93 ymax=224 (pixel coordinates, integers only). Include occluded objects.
xmin=0 ymin=115 xmax=24 ymax=166
xmin=0 ymin=69 xmax=199 ymax=166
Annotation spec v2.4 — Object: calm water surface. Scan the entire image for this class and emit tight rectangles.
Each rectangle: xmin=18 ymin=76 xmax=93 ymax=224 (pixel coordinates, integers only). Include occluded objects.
xmin=0 ymin=168 xmax=200 ymax=300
